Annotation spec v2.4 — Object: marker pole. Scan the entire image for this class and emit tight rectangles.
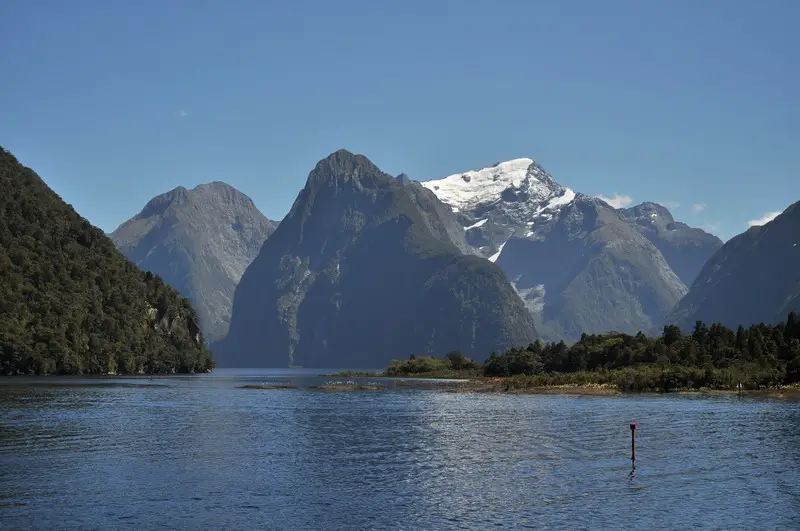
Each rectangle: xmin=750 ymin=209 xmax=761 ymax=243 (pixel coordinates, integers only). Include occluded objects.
xmin=630 ymin=420 xmax=637 ymax=468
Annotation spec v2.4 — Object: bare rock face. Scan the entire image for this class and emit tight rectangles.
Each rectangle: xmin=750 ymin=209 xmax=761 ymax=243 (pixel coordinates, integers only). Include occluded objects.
xmin=111 ymin=182 xmax=276 ymax=343
xmin=394 ymin=173 xmax=478 ymax=256
xmin=422 ymin=159 xmax=713 ymax=341
xmin=215 ymin=150 xmax=538 ymax=368
xmin=620 ymin=202 xmax=722 ymax=287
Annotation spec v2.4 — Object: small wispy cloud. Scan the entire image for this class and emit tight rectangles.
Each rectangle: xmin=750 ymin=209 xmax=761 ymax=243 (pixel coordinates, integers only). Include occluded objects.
xmin=596 ymin=194 xmax=633 ymax=209
xmin=747 ymin=211 xmax=782 ymax=227
xmin=659 ymin=201 xmax=680 ymax=210
xmin=702 ymin=223 xmax=718 ymax=234
xmin=692 ymin=203 xmax=707 ymax=213
xmin=175 ymin=110 xmax=188 ymax=119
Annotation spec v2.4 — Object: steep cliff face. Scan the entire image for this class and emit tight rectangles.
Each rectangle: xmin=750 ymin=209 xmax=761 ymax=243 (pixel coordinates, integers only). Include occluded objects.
xmin=394 ymin=173 xmax=478 ymax=256
xmin=0 ymin=147 xmax=213 ymax=375
xmin=497 ymin=195 xmax=687 ymax=340
xmin=111 ymin=182 xmax=275 ymax=342
xmin=620 ymin=202 xmax=722 ymax=287
xmin=668 ymin=201 xmax=800 ymax=330
xmin=216 ymin=150 xmax=538 ymax=368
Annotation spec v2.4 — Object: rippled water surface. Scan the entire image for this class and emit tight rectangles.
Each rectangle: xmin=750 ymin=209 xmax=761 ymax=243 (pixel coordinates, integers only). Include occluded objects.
xmin=2 ymin=369 xmax=799 ymax=530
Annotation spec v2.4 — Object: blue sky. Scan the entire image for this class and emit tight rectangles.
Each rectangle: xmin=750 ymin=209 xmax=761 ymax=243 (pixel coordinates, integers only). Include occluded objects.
xmin=1 ymin=0 xmax=797 ymax=241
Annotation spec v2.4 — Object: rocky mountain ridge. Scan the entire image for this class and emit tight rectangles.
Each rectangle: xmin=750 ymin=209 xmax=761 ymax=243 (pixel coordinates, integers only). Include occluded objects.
xmin=111 ymin=182 xmax=276 ymax=343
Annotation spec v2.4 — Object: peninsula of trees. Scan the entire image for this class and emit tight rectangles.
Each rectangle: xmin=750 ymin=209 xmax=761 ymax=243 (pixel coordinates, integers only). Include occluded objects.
xmin=378 ymin=313 xmax=800 ymax=391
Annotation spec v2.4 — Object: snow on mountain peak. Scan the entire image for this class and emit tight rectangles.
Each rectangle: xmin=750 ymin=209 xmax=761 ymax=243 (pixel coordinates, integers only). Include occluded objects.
xmin=422 ymin=158 xmax=562 ymax=212
xmin=420 ymin=157 xmax=576 ymax=260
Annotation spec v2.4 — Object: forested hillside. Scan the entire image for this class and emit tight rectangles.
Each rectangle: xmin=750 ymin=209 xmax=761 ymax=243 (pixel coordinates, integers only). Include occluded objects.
xmin=0 ymin=147 xmax=214 ymax=375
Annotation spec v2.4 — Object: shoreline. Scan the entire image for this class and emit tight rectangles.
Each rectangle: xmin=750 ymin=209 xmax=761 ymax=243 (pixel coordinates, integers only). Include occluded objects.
xmin=4 ymin=371 xmax=799 ymax=399
xmin=325 ymin=374 xmax=800 ymax=397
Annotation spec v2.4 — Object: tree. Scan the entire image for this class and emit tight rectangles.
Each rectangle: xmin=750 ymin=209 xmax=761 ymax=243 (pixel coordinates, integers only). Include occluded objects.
xmin=446 ymin=350 xmax=467 ymax=370
xmin=663 ymin=325 xmax=682 ymax=347
xmin=786 ymin=312 xmax=799 ymax=341
xmin=735 ymin=325 xmax=747 ymax=352
xmin=693 ymin=321 xmax=709 ymax=344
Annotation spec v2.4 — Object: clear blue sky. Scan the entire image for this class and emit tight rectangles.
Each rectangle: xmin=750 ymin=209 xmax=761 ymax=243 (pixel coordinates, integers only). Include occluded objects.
xmin=1 ymin=0 xmax=797 ymax=240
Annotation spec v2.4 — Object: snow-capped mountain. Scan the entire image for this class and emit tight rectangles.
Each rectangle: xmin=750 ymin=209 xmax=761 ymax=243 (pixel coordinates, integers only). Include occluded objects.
xmin=421 ymin=158 xmax=575 ymax=261
xmin=423 ymin=158 xmax=717 ymax=341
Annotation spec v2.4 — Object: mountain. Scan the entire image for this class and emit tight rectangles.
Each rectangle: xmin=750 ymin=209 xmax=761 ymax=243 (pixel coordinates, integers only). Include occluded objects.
xmin=668 ymin=201 xmax=800 ymax=330
xmin=423 ymin=159 xmax=691 ymax=340
xmin=620 ymin=202 xmax=723 ymax=286
xmin=394 ymin=173 xmax=477 ymax=256
xmin=215 ymin=150 xmax=538 ymax=368
xmin=421 ymin=158 xmax=575 ymax=260
xmin=496 ymin=195 xmax=687 ymax=340
xmin=111 ymin=182 xmax=275 ymax=343
xmin=0 ymin=147 xmax=213 ymax=375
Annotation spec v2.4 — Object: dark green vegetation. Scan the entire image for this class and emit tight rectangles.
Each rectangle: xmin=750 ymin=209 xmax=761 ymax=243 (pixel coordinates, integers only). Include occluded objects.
xmin=0 ymin=147 xmax=214 ymax=375
xmin=111 ymin=182 xmax=276 ymax=343
xmin=384 ymin=351 xmax=482 ymax=378
xmin=216 ymin=150 xmax=537 ymax=368
xmin=385 ymin=313 xmax=800 ymax=392
xmin=668 ymin=201 xmax=800 ymax=331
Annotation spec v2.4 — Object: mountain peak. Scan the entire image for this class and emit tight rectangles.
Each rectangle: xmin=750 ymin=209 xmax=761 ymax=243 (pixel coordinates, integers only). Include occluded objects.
xmin=192 ymin=181 xmax=236 ymax=193
xmin=136 ymin=186 xmax=189 ymax=219
xmin=421 ymin=158 xmax=565 ymax=213
xmin=189 ymin=181 xmax=259 ymax=210
xmin=396 ymin=173 xmax=413 ymax=186
xmin=133 ymin=182 xmax=259 ymax=222
xmin=310 ymin=149 xmax=380 ymax=181
xmin=621 ymin=202 xmax=675 ymax=228
xmin=422 ymin=157 xmax=575 ymax=258
xmin=111 ymin=181 xmax=275 ymax=343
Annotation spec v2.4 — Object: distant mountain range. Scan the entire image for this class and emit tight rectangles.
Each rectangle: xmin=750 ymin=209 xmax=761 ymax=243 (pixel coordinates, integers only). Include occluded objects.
xmin=420 ymin=159 xmax=722 ymax=340
xmin=111 ymin=182 xmax=275 ymax=343
xmin=106 ymin=150 xmax=795 ymax=368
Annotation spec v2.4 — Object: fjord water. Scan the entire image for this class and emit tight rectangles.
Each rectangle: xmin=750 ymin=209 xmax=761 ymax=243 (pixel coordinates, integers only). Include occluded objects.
xmin=1 ymin=370 xmax=798 ymax=530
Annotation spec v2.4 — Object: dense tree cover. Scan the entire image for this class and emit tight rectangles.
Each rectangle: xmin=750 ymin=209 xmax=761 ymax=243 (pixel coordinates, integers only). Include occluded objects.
xmin=387 ymin=313 xmax=800 ymax=391
xmin=385 ymin=351 xmax=481 ymax=377
xmin=483 ymin=313 xmax=800 ymax=390
xmin=0 ymin=147 xmax=215 ymax=375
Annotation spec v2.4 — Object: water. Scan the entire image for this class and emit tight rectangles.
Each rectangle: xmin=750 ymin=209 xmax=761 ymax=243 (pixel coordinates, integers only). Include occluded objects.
xmin=1 ymin=369 xmax=799 ymax=530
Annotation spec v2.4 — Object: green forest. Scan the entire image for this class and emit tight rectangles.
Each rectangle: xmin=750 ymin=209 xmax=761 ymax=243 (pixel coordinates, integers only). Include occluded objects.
xmin=0 ymin=147 xmax=215 ymax=375
xmin=386 ymin=313 xmax=800 ymax=391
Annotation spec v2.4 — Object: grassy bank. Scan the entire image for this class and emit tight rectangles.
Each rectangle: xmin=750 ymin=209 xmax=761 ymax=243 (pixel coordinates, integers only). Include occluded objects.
xmin=342 ymin=353 xmax=798 ymax=394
